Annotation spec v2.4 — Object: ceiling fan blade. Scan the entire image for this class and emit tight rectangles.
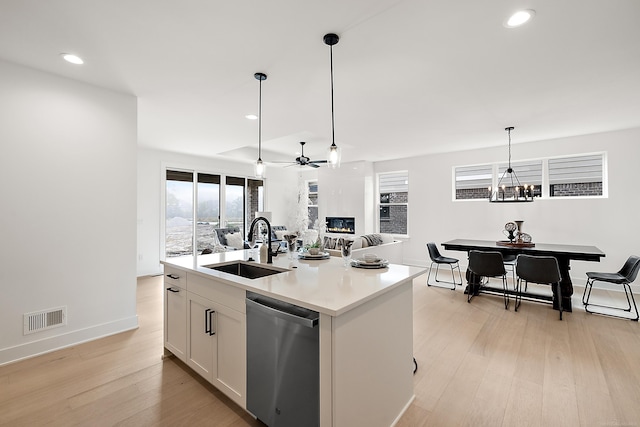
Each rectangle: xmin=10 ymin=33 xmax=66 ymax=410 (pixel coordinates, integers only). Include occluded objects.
xmin=308 ymin=163 xmax=320 ymax=168
xmin=310 ymin=160 xmax=328 ymax=164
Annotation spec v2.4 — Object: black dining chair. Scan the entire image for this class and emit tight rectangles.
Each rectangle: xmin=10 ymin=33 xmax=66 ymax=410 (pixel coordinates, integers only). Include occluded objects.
xmin=426 ymin=243 xmax=463 ymax=290
xmin=467 ymin=250 xmax=509 ymax=308
xmin=515 ymin=254 xmax=563 ymax=320
xmin=582 ymin=255 xmax=640 ymax=321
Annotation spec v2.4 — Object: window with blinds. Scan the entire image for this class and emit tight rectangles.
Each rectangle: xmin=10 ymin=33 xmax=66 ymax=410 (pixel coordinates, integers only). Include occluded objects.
xmin=378 ymin=171 xmax=408 ymax=235
xmin=455 ymin=165 xmax=492 ymax=200
xmin=548 ymin=154 xmax=604 ymax=197
xmin=454 ymin=152 xmax=605 ymax=201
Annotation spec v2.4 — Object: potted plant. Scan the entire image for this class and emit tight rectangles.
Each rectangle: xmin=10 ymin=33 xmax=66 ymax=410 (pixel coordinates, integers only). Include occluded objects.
xmin=306 ymin=239 xmax=322 ymax=255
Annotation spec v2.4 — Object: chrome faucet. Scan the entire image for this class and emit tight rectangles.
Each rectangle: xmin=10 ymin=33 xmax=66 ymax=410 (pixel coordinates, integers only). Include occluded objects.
xmin=247 ymin=216 xmax=277 ymax=264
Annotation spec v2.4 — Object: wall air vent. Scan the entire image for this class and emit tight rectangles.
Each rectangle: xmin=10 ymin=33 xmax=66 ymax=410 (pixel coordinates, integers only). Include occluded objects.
xmin=24 ymin=306 xmax=66 ymax=335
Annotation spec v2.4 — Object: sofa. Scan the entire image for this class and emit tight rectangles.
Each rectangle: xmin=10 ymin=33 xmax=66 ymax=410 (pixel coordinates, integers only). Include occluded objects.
xmin=212 ymin=226 xmax=291 ymax=252
xmin=324 ymin=233 xmax=404 ymax=264
xmin=214 ymin=227 xmax=250 ymax=251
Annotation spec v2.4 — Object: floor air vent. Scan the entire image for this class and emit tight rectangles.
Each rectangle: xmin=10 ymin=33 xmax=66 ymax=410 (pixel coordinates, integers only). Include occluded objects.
xmin=24 ymin=306 xmax=66 ymax=335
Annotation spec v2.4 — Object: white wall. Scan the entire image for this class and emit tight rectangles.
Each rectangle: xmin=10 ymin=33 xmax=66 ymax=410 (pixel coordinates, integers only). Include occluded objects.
xmin=0 ymin=60 xmax=138 ymax=365
xmin=137 ymin=148 xmax=298 ymax=276
xmin=373 ymin=127 xmax=640 ymax=285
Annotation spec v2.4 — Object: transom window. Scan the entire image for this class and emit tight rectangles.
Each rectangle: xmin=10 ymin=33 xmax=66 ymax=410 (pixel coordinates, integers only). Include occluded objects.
xmin=454 ymin=153 xmax=605 ymax=200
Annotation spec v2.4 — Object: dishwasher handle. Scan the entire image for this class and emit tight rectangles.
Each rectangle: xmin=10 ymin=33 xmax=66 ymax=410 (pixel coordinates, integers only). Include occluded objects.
xmin=246 ymin=297 xmax=318 ymax=328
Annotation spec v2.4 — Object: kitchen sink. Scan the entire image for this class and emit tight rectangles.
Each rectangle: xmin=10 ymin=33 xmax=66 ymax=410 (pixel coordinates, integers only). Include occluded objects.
xmin=205 ymin=262 xmax=287 ymax=279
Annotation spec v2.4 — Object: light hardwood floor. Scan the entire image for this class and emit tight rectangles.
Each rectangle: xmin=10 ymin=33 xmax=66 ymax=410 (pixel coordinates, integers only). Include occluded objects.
xmin=2 ymin=275 xmax=639 ymax=426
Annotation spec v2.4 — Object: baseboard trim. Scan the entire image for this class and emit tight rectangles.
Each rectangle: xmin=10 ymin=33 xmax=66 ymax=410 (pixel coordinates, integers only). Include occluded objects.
xmin=0 ymin=315 xmax=139 ymax=366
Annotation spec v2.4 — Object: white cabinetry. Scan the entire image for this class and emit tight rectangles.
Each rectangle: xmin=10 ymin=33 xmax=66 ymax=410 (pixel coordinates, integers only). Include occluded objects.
xmin=185 ymin=273 xmax=246 ymax=408
xmin=164 ymin=268 xmax=187 ymax=362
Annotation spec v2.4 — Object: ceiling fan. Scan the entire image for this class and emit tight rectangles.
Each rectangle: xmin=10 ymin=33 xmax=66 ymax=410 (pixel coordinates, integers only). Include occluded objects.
xmin=288 ymin=141 xmax=327 ymax=168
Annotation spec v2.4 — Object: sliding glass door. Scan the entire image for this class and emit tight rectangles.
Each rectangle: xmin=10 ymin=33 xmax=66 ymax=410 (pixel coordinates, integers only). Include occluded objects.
xmin=196 ymin=173 xmax=220 ymax=254
xmin=165 ymin=169 xmax=263 ymax=258
xmin=166 ymin=170 xmax=194 ymax=257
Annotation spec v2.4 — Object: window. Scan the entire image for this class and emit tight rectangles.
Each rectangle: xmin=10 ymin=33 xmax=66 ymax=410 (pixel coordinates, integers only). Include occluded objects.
xmin=454 ymin=153 xmax=605 ymax=200
xmin=454 ymin=165 xmax=492 ymax=200
xmin=196 ymin=173 xmax=220 ymax=255
xmin=378 ymin=171 xmax=408 ymax=235
xmin=496 ymin=160 xmax=543 ymax=198
xmin=225 ymin=176 xmax=246 ymax=235
xmin=165 ymin=169 xmax=263 ymax=258
xmin=548 ymin=154 xmax=604 ymax=197
xmin=308 ymin=180 xmax=318 ymax=229
xmin=166 ymin=170 xmax=194 ymax=257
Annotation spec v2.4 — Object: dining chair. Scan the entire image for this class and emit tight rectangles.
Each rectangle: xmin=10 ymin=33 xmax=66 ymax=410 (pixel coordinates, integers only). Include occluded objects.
xmin=582 ymin=255 xmax=640 ymax=321
xmin=426 ymin=243 xmax=463 ymax=290
xmin=515 ymin=254 xmax=563 ymax=320
xmin=467 ymin=250 xmax=509 ymax=308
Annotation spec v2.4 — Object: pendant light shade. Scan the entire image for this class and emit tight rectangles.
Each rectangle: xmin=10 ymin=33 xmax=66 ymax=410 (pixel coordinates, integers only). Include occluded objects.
xmin=324 ymin=33 xmax=341 ymax=169
xmin=254 ymin=72 xmax=267 ymax=178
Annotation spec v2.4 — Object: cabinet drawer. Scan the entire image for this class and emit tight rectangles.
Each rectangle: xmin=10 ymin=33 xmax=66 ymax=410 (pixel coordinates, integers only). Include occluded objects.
xmin=188 ymin=273 xmax=245 ymax=313
xmin=164 ymin=267 xmax=187 ymax=289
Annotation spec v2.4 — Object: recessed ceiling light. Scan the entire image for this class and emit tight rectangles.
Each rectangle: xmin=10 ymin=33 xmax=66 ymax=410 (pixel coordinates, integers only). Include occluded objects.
xmin=504 ymin=9 xmax=535 ymax=28
xmin=245 ymin=114 xmax=258 ymax=120
xmin=61 ymin=53 xmax=84 ymax=65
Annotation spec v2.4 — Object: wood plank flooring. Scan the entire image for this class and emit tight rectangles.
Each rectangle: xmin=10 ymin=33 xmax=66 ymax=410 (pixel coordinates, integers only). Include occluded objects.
xmin=1 ymin=274 xmax=639 ymax=426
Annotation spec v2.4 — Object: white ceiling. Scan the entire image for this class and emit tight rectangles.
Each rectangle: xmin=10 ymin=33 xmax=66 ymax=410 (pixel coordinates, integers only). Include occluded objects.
xmin=1 ymin=0 xmax=639 ymax=165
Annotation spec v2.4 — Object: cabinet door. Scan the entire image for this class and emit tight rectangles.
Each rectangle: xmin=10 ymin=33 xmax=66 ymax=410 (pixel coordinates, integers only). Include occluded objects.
xmin=211 ymin=302 xmax=246 ymax=408
xmin=164 ymin=285 xmax=187 ymax=361
xmin=187 ymin=293 xmax=216 ymax=382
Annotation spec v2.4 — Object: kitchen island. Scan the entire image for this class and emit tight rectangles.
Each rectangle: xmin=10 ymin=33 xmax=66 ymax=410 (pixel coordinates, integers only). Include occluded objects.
xmin=161 ymin=250 xmax=426 ymax=427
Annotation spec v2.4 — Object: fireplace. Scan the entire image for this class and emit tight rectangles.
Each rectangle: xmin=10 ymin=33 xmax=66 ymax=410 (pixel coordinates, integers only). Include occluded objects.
xmin=325 ymin=217 xmax=355 ymax=234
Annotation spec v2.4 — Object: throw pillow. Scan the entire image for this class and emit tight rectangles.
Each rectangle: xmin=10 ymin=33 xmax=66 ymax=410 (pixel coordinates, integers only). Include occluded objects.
xmin=225 ymin=233 xmax=245 ymax=250
xmin=363 ymin=234 xmax=383 ymax=246
xmin=380 ymin=233 xmax=395 ymax=244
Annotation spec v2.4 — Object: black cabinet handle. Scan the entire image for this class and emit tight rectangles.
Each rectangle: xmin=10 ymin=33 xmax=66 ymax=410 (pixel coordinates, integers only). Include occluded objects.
xmin=166 ymin=287 xmax=179 ymax=293
xmin=205 ymin=309 xmax=211 ymax=334
xmin=205 ymin=309 xmax=216 ymax=336
xmin=166 ymin=274 xmax=180 ymax=280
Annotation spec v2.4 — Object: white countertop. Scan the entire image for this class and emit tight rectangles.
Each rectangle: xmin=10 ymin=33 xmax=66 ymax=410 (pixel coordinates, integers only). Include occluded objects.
xmin=162 ymin=250 xmax=427 ymax=316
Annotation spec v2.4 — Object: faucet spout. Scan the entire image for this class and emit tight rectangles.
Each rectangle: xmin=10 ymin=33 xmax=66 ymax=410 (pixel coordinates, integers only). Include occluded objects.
xmin=247 ymin=216 xmax=275 ymax=264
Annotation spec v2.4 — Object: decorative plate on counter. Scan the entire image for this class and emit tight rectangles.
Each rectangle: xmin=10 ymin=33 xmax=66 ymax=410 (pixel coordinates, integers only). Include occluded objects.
xmin=298 ymin=252 xmax=330 ymax=260
xmin=351 ymin=259 xmax=389 ymax=269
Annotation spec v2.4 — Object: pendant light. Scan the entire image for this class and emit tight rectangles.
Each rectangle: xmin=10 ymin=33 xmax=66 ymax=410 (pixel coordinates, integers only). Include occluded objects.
xmin=254 ymin=72 xmax=267 ymax=178
xmin=489 ymin=127 xmax=534 ymax=203
xmin=324 ymin=33 xmax=341 ymax=169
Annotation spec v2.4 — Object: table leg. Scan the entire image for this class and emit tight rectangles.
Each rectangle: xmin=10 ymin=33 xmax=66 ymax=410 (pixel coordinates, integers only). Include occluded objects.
xmin=555 ymin=256 xmax=573 ymax=312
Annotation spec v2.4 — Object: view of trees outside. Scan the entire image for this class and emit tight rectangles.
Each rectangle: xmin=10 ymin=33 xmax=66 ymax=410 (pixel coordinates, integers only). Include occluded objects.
xmin=225 ymin=183 xmax=245 ymax=235
xmin=166 ymin=171 xmax=249 ymax=257
xmin=166 ymin=179 xmax=194 ymax=257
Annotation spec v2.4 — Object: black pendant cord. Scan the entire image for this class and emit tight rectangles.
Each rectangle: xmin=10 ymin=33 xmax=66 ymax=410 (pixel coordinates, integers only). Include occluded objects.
xmin=507 ymin=127 xmax=512 ymax=171
xmin=329 ymin=43 xmax=336 ymax=147
xmin=258 ymin=77 xmax=262 ymax=161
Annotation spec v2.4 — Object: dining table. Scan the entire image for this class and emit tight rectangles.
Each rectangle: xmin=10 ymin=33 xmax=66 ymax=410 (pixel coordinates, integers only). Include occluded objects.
xmin=441 ymin=239 xmax=606 ymax=312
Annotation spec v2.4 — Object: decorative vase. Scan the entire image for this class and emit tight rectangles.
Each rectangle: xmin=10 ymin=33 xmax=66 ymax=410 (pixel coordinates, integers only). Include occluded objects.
xmin=515 ymin=220 xmax=524 ymax=243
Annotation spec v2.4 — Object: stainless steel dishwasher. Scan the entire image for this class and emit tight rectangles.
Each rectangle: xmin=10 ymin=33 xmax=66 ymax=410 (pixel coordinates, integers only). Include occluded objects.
xmin=246 ymin=292 xmax=319 ymax=427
